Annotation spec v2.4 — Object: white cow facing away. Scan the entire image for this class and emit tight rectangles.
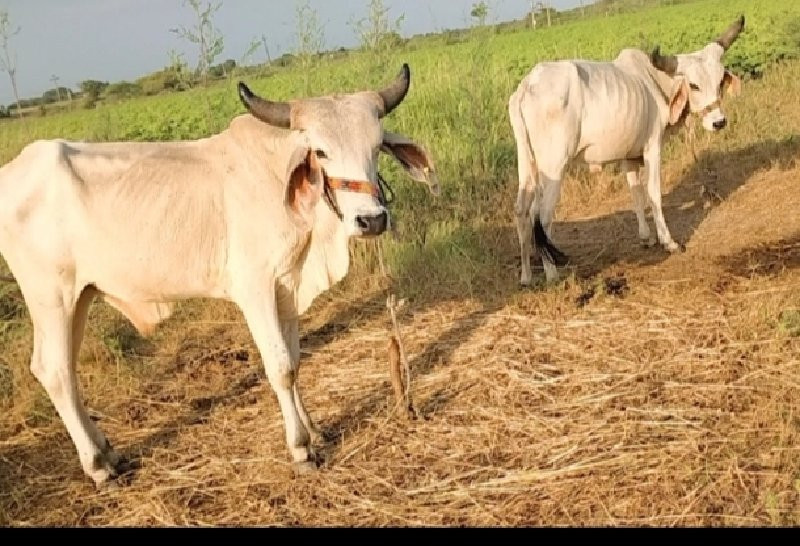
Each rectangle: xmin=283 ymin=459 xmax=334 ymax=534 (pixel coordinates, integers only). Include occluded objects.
xmin=0 ymin=64 xmax=439 ymax=486
xmin=508 ymin=16 xmax=745 ymax=285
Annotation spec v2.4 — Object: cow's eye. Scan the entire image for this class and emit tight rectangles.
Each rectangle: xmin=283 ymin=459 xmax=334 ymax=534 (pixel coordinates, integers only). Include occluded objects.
xmin=689 ymin=82 xmax=700 ymax=91
xmin=314 ymin=149 xmax=328 ymax=160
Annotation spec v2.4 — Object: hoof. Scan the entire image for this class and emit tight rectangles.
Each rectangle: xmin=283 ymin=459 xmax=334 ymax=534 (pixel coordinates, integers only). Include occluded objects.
xmin=89 ymin=452 xmax=121 ymax=488
xmin=309 ymin=427 xmax=333 ymax=445
xmin=640 ymin=237 xmax=657 ymax=248
xmin=96 ymin=478 xmax=121 ymax=492
xmin=101 ymin=439 xmax=122 ymax=467
xmin=542 ymin=270 xmax=561 ymax=286
xmin=89 ymin=443 xmax=132 ymax=489
xmin=292 ymin=460 xmax=318 ymax=476
xmin=665 ymin=241 xmax=683 ymax=254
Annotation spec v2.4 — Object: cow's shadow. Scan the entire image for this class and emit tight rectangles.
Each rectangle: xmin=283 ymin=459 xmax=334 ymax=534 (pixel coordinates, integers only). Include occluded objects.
xmin=549 ymin=136 xmax=800 ymax=279
xmin=716 ymin=232 xmax=800 ymax=278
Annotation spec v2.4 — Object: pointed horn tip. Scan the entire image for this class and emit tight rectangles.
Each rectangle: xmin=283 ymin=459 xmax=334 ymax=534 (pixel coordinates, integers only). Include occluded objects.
xmin=716 ymin=14 xmax=746 ymax=50
xmin=650 ymin=45 xmax=662 ymax=62
xmin=649 ymin=45 xmax=677 ymax=74
xmin=729 ymin=14 xmax=745 ymax=33
xmin=237 ymin=81 xmax=253 ymax=100
xmin=395 ymin=63 xmax=411 ymax=90
xmin=377 ymin=63 xmax=412 ymax=117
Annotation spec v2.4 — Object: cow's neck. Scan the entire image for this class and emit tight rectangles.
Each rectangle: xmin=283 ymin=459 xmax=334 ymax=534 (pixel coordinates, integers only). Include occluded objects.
xmin=293 ymin=205 xmax=351 ymax=316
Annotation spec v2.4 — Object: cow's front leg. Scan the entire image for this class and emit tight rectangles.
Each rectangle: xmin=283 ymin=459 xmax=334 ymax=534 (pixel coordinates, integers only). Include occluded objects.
xmin=644 ymin=147 xmax=681 ymax=253
xmin=237 ymin=290 xmax=314 ymax=474
xmin=280 ymin=318 xmax=323 ymax=445
xmin=622 ymin=160 xmax=655 ymax=247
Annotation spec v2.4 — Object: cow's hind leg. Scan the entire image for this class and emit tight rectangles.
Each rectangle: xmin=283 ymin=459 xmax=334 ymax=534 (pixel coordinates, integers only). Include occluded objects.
xmin=533 ymin=162 xmax=569 ymax=283
xmin=515 ymin=173 xmax=537 ymax=287
xmin=293 ymin=384 xmax=322 ymax=444
xmin=509 ymin=90 xmax=537 ymax=286
xmin=72 ymin=288 xmax=123 ymax=471
xmin=523 ymin=95 xmax=573 ymax=284
xmin=28 ymin=286 xmax=121 ymax=486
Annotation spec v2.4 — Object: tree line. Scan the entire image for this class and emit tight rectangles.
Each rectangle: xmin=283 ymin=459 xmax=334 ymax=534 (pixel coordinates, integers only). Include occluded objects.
xmin=0 ymin=0 xmax=639 ymax=119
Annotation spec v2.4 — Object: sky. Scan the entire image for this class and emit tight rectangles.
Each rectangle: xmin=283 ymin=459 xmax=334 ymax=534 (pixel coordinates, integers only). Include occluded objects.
xmin=0 ymin=0 xmax=585 ymax=105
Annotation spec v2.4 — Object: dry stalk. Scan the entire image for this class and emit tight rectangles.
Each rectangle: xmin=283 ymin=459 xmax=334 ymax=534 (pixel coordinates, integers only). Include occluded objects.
xmin=376 ymin=239 xmax=415 ymax=419
xmin=386 ymin=293 xmax=415 ymax=419
xmin=387 ymin=335 xmax=404 ymax=408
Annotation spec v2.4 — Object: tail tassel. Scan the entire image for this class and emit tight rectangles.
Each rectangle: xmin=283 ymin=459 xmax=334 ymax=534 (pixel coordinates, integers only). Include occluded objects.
xmin=533 ymin=218 xmax=568 ymax=267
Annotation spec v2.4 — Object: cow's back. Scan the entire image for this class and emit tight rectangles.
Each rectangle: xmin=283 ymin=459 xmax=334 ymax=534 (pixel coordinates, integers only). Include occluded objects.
xmin=0 ymin=138 xmax=230 ymax=302
xmin=519 ymin=52 xmax=665 ymax=163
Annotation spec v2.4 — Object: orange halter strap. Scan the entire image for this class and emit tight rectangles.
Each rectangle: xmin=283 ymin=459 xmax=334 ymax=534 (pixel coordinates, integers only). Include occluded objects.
xmin=325 ymin=177 xmax=382 ymax=198
xmin=322 ymin=173 xmax=394 ymax=221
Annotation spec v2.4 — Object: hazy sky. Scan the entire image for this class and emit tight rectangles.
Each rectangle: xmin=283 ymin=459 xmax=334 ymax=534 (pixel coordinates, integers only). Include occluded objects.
xmin=0 ymin=0 xmax=584 ymax=104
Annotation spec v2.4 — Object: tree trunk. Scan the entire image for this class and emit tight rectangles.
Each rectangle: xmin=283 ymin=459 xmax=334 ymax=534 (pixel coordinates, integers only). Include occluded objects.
xmin=262 ymin=35 xmax=271 ymax=64
xmin=8 ymin=70 xmax=20 ymax=117
xmin=529 ymin=0 xmax=535 ymax=29
xmin=1 ymin=44 xmax=20 ymax=116
xmin=200 ymin=32 xmax=208 ymax=81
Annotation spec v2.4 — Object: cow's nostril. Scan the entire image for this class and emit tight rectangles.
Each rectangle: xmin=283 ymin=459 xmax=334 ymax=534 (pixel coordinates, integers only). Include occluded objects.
xmin=713 ymin=118 xmax=727 ymax=130
xmin=355 ymin=212 xmax=388 ymax=236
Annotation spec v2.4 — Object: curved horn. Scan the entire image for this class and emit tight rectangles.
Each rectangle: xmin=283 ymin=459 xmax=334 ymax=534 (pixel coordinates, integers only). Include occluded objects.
xmin=716 ymin=15 xmax=745 ymax=51
xmin=237 ymin=82 xmax=291 ymax=128
xmin=377 ymin=63 xmax=410 ymax=117
xmin=650 ymin=45 xmax=679 ymax=76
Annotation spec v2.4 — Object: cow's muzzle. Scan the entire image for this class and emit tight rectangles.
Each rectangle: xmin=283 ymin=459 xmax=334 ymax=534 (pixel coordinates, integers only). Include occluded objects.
xmin=356 ymin=211 xmax=388 ymax=237
xmin=699 ymin=99 xmax=728 ymax=132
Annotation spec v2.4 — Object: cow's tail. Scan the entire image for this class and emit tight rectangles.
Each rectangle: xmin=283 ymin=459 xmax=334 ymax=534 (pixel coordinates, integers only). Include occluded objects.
xmin=533 ymin=217 xmax=568 ymax=268
xmin=517 ymin=92 xmax=568 ymax=269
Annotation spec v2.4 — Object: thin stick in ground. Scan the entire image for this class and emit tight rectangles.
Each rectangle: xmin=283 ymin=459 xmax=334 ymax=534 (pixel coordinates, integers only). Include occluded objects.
xmin=387 ymin=293 xmax=415 ymax=419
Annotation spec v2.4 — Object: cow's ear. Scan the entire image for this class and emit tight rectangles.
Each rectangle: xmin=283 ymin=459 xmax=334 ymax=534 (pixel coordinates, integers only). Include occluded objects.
xmin=381 ymin=131 xmax=440 ymax=196
xmin=721 ymin=70 xmax=742 ymax=97
xmin=286 ymin=149 xmax=324 ymax=223
xmin=669 ymin=78 xmax=690 ymax=125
